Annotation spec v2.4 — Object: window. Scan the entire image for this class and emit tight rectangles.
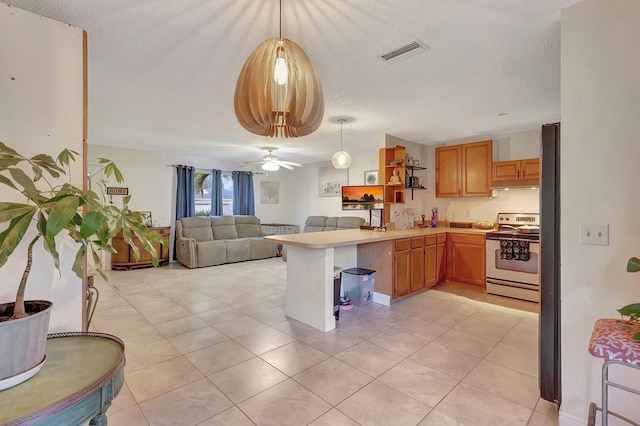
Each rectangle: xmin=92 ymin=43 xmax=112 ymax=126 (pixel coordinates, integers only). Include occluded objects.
xmin=194 ymin=171 xmax=234 ymax=216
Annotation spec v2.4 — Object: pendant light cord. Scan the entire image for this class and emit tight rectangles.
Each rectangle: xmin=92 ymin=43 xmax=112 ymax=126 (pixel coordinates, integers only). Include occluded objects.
xmin=279 ymin=0 xmax=282 ymax=39
xmin=340 ymin=120 xmax=344 ymax=150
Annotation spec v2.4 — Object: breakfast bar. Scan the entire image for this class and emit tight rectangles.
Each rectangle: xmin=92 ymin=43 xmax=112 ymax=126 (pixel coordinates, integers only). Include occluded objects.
xmin=266 ymin=226 xmax=489 ymax=332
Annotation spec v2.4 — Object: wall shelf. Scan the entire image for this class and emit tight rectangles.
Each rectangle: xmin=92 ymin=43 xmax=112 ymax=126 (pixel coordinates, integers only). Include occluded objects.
xmin=406 ymin=165 xmax=427 ymax=200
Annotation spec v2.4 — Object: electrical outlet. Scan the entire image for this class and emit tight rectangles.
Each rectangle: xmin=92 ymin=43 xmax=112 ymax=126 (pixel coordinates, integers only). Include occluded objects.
xmin=579 ymin=224 xmax=609 ymax=246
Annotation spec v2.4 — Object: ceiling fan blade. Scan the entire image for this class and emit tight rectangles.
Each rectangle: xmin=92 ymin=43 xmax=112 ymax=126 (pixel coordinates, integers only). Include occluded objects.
xmin=278 ymin=160 xmax=303 ymax=168
xmin=241 ymin=160 xmax=265 ymax=166
xmin=278 ymin=163 xmax=295 ymax=170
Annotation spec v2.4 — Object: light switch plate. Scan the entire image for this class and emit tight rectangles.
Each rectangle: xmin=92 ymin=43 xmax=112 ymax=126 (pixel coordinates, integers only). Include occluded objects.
xmin=579 ymin=224 xmax=609 ymax=246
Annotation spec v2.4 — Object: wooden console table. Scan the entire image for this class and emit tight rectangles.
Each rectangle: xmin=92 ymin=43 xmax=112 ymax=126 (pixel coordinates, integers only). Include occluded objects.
xmin=111 ymin=226 xmax=170 ymax=270
xmin=0 ymin=332 xmax=125 ymax=426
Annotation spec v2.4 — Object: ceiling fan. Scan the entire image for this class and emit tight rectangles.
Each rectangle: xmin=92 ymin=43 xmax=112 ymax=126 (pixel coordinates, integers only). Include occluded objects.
xmin=241 ymin=147 xmax=303 ymax=171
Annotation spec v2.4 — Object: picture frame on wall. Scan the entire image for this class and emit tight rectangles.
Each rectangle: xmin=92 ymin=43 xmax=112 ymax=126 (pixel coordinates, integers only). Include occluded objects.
xmin=260 ymin=181 xmax=279 ymax=204
xmin=364 ymin=170 xmax=378 ymax=185
xmin=140 ymin=211 xmax=152 ymax=227
xmin=318 ymin=166 xmax=348 ymax=197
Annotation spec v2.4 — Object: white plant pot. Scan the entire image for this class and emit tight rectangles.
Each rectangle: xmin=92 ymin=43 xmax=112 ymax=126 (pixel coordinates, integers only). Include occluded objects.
xmin=0 ymin=300 xmax=52 ymax=389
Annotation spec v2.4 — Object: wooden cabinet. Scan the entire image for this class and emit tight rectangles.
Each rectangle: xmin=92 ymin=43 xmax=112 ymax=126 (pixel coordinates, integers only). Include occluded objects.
xmin=394 ymin=238 xmax=411 ymax=298
xmin=379 ymin=145 xmax=406 ymax=224
xmin=410 ymin=237 xmax=425 ymax=292
xmin=492 ymin=158 xmax=540 ymax=184
xmin=435 ymin=140 xmax=492 ymax=198
xmin=424 ymin=236 xmax=437 ymax=288
xmin=436 ymin=233 xmax=447 ymax=285
xmin=447 ymin=233 xmax=486 ymax=287
xmin=111 ymin=227 xmax=170 ymax=270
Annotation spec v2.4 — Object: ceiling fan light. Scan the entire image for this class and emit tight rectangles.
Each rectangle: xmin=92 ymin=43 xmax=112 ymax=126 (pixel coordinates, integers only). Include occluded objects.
xmin=332 ymin=151 xmax=351 ymax=169
xmin=261 ymin=162 xmax=280 ymax=172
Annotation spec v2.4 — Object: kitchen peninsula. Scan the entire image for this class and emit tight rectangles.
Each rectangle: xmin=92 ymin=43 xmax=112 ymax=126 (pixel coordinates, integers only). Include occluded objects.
xmin=266 ymin=226 xmax=491 ymax=332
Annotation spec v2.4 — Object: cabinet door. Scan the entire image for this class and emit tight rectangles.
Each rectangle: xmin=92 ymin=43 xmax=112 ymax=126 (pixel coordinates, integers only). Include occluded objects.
xmin=448 ymin=234 xmax=486 ymax=287
xmin=492 ymin=160 xmax=520 ymax=182
xmin=395 ymin=249 xmax=411 ymax=297
xmin=461 ymin=140 xmax=492 ymax=197
xmin=521 ymin=158 xmax=540 ymax=180
xmin=435 ymin=145 xmax=461 ymax=198
xmin=436 ymin=241 xmax=446 ymax=285
xmin=410 ymin=237 xmax=425 ymax=292
xmin=425 ymin=243 xmax=437 ymax=288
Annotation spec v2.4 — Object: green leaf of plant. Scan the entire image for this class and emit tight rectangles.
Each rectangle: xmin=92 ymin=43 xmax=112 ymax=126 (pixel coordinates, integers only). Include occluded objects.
xmin=42 ymin=234 xmax=60 ymax=274
xmin=100 ymin=159 xmax=124 ymax=184
xmin=0 ymin=210 xmax=36 ymax=269
xmin=46 ymin=195 xmax=79 ymax=237
xmin=9 ymin=168 xmax=41 ymax=202
xmin=0 ymin=157 xmax=21 ymax=168
xmin=617 ymin=303 xmax=640 ymax=317
xmin=0 ymin=203 xmax=36 ymax=223
xmin=0 ymin=174 xmax=18 ymax=190
xmin=56 ymin=149 xmax=79 ymax=167
xmin=0 ymin=141 xmax=21 ymax=157
xmin=71 ymin=244 xmax=86 ymax=278
xmin=79 ymin=211 xmax=105 ymax=238
xmin=633 ymin=332 xmax=640 ymax=341
xmin=627 ymin=257 xmax=640 ymax=273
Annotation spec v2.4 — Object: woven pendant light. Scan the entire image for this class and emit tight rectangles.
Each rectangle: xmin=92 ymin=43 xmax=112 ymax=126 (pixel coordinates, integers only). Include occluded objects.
xmin=234 ymin=1 xmax=324 ymax=138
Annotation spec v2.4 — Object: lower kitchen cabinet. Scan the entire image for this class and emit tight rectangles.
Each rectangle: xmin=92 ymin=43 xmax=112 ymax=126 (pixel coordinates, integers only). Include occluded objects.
xmin=410 ymin=237 xmax=426 ymax=292
xmin=424 ymin=236 xmax=437 ymax=288
xmin=436 ymin=234 xmax=447 ymax=285
xmin=111 ymin=226 xmax=170 ymax=270
xmin=394 ymin=238 xmax=411 ymax=297
xmin=447 ymin=233 xmax=486 ymax=286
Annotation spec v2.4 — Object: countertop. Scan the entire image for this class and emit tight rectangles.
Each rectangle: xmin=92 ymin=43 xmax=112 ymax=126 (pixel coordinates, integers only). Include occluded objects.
xmin=265 ymin=226 xmax=494 ymax=249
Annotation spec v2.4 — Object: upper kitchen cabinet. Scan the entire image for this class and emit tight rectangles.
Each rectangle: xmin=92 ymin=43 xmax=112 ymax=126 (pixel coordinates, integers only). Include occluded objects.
xmin=491 ymin=158 xmax=540 ymax=188
xmin=435 ymin=140 xmax=492 ymax=198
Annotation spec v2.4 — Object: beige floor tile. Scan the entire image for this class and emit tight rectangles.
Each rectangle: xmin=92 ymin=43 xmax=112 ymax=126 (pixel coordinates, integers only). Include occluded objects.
xmin=389 ymin=300 xmax=430 ymax=316
xmin=195 ymin=305 xmax=246 ymax=325
xmin=335 ymin=317 xmax=390 ymax=339
xmin=308 ymin=408 xmax=361 ymax=426
xmin=293 ymin=357 xmax=373 ymax=405
xmin=233 ymin=326 xmax=295 ymax=355
xmin=435 ymin=382 xmax=532 ymax=425
xmin=238 ymin=379 xmax=332 ymax=426
xmin=249 ymin=306 xmax=287 ymax=325
xmin=485 ymin=341 xmax=538 ymax=377
xmin=260 ymin=341 xmax=329 ymax=376
xmin=208 ymin=357 xmax=288 ymax=403
xmin=185 ymin=340 xmax=255 ymax=375
xmin=272 ymin=318 xmax=319 ymax=338
xmin=154 ymin=314 xmax=209 ymax=338
xmin=527 ymin=411 xmax=559 ymax=426
xmin=140 ymin=304 xmax=194 ymax=325
xmin=334 ymin=340 xmax=404 ymax=377
xmin=393 ymin=316 xmax=451 ymax=341
xmin=337 ymin=380 xmax=432 ymax=426
xmin=197 ymin=406 xmax=255 ymax=425
xmin=432 ymin=328 xmax=497 ymax=357
xmin=536 ymin=398 xmax=559 ymax=416
xmin=110 ymin=383 xmax=137 ymax=415
xmin=213 ymin=315 xmax=268 ymax=338
xmin=111 ymin=324 xmax=165 ymax=348
xmin=108 ymin=405 xmax=150 ymax=426
xmin=409 ymin=341 xmax=481 ymax=379
xmin=126 ymin=356 xmax=204 ymax=402
xmin=453 ymin=315 xmax=515 ymax=341
xmin=168 ymin=327 xmax=229 ymax=354
xmin=181 ymin=297 xmax=227 ymax=314
xmin=138 ymin=378 xmax=233 ymax=426
xmin=124 ymin=338 xmax=182 ymax=372
xmin=417 ymin=409 xmax=463 ymax=425
xmin=378 ymin=359 xmax=459 ymax=407
xmin=462 ymin=359 xmax=539 ymax=408
xmin=368 ymin=327 xmax=430 ymax=356
xmin=301 ymin=328 xmax=363 ymax=355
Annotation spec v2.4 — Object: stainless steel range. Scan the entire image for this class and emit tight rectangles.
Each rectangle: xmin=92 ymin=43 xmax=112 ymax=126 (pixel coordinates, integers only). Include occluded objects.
xmin=485 ymin=213 xmax=540 ymax=302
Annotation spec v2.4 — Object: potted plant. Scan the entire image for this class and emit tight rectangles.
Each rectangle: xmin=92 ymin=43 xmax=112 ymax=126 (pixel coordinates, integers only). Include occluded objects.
xmin=617 ymin=257 xmax=640 ymax=340
xmin=0 ymin=142 xmax=166 ymax=388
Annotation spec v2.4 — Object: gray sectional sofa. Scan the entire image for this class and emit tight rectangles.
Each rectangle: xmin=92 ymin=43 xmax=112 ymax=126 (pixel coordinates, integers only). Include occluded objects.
xmin=282 ymin=215 xmax=366 ymax=261
xmin=175 ymin=215 xmax=277 ymax=268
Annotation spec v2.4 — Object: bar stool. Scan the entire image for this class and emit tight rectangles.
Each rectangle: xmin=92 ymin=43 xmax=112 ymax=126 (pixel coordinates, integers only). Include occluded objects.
xmin=588 ymin=318 xmax=640 ymax=426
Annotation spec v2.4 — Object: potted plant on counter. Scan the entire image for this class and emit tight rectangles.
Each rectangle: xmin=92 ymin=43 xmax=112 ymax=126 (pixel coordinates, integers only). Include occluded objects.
xmin=617 ymin=257 xmax=640 ymax=340
xmin=0 ymin=142 xmax=166 ymax=389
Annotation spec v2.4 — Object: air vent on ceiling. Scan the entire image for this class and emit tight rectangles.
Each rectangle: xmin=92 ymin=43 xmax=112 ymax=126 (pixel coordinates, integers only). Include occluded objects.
xmin=380 ymin=39 xmax=429 ymax=64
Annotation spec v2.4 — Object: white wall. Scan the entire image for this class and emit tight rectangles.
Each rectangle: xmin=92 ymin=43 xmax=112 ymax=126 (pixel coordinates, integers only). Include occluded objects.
xmin=560 ymin=1 xmax=640 ymax=424
xmin=0 ymin=4 xmax=85 ymax=332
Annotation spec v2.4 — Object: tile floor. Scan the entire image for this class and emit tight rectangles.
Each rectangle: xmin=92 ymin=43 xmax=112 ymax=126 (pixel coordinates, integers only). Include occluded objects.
xmin=90 ymin=258 xmax=558 ymax=426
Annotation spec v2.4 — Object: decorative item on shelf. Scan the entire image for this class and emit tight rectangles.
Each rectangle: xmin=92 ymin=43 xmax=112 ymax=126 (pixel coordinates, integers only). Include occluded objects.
xmin=414 ymin=159 xmax=420 ymax=167
xmin=388 ymin=169 xmax=402 ymax=185
xmin=233 ymin=0 xmax=323 ymax=138
xmin=332 ymin=118 xmax=351 ymax=169
xmin=389 ymin=158 xmax=402 ymax=166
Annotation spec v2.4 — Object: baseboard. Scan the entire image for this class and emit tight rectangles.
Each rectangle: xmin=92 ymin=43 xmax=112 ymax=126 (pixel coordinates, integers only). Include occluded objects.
xmin=559 ymin=410 xmax=587 ymax=426
xmin=372 ymin=292 xmax=390 ymax=306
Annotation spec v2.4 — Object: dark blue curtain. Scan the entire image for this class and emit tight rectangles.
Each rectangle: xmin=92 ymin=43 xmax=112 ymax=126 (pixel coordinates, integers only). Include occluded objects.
xmin=210 ymin=169 xmax=223 ymax=216
xmin=232 ymin=171 xmax=255 ymax=215
xmin=175 ymin=165 xmax=195 ymax=220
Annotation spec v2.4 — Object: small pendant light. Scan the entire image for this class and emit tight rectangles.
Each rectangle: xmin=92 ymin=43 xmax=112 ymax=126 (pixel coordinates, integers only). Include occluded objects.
xmin=332 ymin=118 xmax=352 ymax=169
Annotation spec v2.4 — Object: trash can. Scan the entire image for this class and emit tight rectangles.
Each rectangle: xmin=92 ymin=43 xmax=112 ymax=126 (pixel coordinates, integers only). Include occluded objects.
xmin=341 ymin=267 xmax=375 ymax=306
xmin=333 ymin=267 xmax=342 ymax=321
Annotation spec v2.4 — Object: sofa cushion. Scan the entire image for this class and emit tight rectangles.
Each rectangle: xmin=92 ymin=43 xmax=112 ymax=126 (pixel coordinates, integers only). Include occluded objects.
xmin=195 ymin=240 xmax=227 ymax=267
xmin=248 ymin=238 xmax=277 ymax=260
xmin=324 ymin=217 xmax=339 ymax=231
xmin=211 ymin=215 xmax=238 ymax=240
xmin=337 ymin=216 xmax=366 ymax=229
xmin=179 ymin=217 xmax=214 ymax=242
xmin=303 ymin=216 xmax=328 ymax=233
xmin=235 ymin=215 xmax=263 ymax=238
xmin=225 ymin=238 xmax=250 ymax=263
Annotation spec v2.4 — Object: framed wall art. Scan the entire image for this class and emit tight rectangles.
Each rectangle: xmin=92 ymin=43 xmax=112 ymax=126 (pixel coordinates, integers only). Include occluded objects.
xmin=260 ymin=181 xmax=279 ymax=204
xmin=364 ymin=170 xmax=378 ymax=185
xmin=318 ymin=166 xmax=348 ymax=197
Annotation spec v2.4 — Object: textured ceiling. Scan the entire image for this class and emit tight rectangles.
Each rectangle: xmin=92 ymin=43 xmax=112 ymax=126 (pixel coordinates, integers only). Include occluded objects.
xmin=6 ymin=0 xmax=580 ymax=168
